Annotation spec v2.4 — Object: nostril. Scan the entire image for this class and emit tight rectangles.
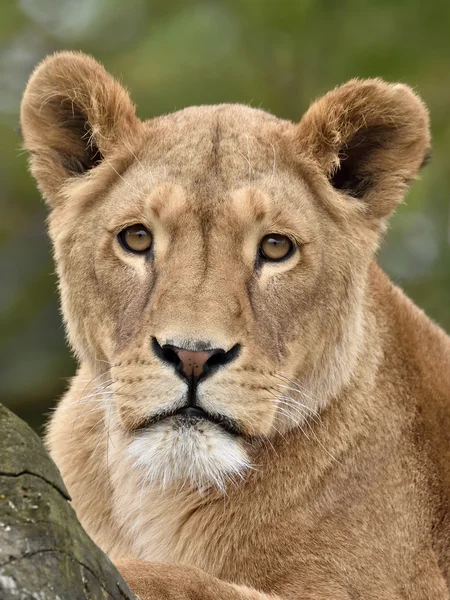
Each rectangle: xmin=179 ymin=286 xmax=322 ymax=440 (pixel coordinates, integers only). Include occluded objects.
xmin=203 ymin=343 xmax=241 ymax=377
xmin=151 ymin=338 xmax=183 ymax=372
xmin=204 ymin=350 xmax=225 ymax=369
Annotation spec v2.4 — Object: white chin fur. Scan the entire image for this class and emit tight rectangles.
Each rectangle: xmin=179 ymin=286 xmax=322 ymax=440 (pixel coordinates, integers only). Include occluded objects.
xmin=127 ymin=420 xmax=251 ymax=492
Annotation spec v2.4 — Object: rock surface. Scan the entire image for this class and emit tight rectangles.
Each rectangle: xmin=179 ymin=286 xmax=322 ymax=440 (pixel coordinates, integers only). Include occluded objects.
xmin=0 ymin=403 xmax=136 ymax=599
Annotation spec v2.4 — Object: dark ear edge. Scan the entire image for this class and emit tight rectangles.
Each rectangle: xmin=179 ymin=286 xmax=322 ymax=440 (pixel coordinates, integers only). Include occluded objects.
xmin=328 ymin=124 xmax=400 ymax=199
xmin=419 ymin=149 xmax=432 ymax=171
xmin=328 ymin=123 xmax=431 ymax=200
xmin=45 ymin=95 xmax=104 ymax=175
xmin=20 ymin=51 xmax=140 ymax=204
xmin=290 ymin=79 xmax=431 ymax=219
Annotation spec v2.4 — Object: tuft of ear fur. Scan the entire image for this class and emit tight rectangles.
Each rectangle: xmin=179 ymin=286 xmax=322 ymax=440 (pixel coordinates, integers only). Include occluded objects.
xmin=290 ymin=79 xmax=431 ymax=218
xmin=20 ymin=51 xmax=140 ymax=206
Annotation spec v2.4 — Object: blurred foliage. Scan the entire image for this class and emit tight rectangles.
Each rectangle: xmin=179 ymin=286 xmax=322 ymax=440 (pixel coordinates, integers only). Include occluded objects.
xmin=0 ymin=0 xmax=449 ymax=431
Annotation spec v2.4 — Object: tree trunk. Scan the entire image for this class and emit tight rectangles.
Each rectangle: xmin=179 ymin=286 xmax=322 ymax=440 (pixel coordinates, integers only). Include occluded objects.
xmin=0 ymin=402 xmax=137 ymax=599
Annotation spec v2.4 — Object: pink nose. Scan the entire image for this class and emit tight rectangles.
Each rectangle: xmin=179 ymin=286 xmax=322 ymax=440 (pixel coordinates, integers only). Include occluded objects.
xmin=173 ymin=349 xmax=214 ymax=378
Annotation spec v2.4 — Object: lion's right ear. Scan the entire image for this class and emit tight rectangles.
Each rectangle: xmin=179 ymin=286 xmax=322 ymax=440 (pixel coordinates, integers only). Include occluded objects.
xmin=288 ymin=78 xmax=430 ymax=220
xmin=20 ymin=51 xmax=140 ymax=206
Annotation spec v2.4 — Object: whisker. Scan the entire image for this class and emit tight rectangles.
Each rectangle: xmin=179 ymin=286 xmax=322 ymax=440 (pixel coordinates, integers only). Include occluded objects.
xmin=68 ymin=400 xmax=111 ymax=426
xmin=275 ymin=372 xmax=320 ymax=396
xmin=266 ymin=394 xmax=341 ymax=465
xmin=273 ymin=373 xmax=323 ymax=414
xmin=122 ymin=140 xmax=155 ymax=183
xmin=264 ymin=387 xmax=321 ymax=427
xmin=58 ymin=395 xmax=112 ymax=412
xmin=59 ymin=380 xmax=114 ymax=410
xmin=80 ymin=415 xmax=107 ymax=441
xmin=269 ymin=142 xmax=276 ymax=184
xmin=75 ymin=368 xmax=112 ymax=406
xmin=270 ymin=403 xmax=311 ymax=436
xmin=93 ymin=357 xmax=116 ymax=367
xmin=104 ymin=159 xmax=144 ymax=196
xmin=266 ymin=388 xmax=321 ymax=422
xmin=271 ymin=398 xmax=319 ymax=427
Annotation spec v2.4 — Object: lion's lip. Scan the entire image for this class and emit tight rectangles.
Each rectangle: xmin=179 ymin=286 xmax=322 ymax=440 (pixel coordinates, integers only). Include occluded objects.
xmin=135 ymin=405 xmax=242 ymax=437
xmin=176 ymin=406 xmax=208 ymax=419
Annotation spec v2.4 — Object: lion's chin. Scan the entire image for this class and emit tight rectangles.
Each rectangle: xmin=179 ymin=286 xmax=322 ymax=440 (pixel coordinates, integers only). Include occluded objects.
xmin=127 ymin=419 xmax=251 ymax=492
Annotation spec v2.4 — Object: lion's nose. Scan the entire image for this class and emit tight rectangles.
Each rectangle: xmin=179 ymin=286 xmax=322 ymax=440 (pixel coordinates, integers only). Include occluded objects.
xmin=152 ymin=338 xmax=241 ymax=380
xmin=174 ymin=349 xmax=214 ymax=378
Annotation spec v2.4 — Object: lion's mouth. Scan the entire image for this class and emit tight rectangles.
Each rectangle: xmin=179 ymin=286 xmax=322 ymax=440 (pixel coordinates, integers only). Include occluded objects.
xmin=135 ymin=405 xmax=242 ymax=437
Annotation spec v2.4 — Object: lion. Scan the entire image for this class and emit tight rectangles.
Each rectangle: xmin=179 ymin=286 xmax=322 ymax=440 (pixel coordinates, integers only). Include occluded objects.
xmin=20 ymin=51 xmax=450 ymax=599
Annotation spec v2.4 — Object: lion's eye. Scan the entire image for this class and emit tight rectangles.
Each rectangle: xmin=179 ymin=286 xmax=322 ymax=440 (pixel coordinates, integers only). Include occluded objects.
xmin=259 ymin=234 xmax=294 ymax=262
xmin=119 ymin=224 xmax=153 ymax=254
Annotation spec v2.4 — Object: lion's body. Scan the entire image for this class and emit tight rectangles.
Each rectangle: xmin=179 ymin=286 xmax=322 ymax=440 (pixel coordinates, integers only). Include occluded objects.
xmin=21 ymin=52 xmax=450 ymax=599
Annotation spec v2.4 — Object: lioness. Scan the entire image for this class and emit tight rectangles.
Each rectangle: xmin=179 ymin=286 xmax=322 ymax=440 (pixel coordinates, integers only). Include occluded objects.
xmin=20 ymin=52 xmax=450 ymax=599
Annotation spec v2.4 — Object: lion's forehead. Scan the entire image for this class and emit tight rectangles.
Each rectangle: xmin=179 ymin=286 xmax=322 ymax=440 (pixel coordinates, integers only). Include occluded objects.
xmin=138 ymin=104 xmax=293 ymax=182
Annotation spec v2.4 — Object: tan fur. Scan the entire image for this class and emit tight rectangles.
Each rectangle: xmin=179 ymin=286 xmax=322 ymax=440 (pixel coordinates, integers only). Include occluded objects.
xmin=21 ymin=52 xmax=450 ymax=599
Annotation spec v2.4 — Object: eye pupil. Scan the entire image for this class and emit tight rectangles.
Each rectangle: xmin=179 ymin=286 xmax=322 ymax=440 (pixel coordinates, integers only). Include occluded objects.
xmin=119 ymin=224 xmax=153 ymax=253
xmin=259 ymin=234 xmax=294 ymax=262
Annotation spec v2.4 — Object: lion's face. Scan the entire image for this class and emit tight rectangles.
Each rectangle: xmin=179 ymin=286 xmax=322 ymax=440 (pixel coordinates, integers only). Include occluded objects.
xmin=21 ymin=53 xmax=429 ymax=489
xmin=48 ymin=106 xmax=371 ymax=489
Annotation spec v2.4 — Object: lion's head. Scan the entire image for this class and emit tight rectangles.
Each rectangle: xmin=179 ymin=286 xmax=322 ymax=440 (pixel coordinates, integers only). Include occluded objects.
xmin=21 ymin=52 xmax=429 ymax=490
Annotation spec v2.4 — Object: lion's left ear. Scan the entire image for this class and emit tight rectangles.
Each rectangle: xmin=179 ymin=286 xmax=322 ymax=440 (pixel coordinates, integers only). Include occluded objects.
xmin=20 ymin=51 xmax=140 ymax=206
xmin=289 ymin=79 xmax=431 ymax=218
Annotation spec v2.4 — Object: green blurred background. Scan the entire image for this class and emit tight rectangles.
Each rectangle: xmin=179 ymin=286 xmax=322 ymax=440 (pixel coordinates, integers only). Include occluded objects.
xmin=1 ymin=0 xmax=449 ymax=433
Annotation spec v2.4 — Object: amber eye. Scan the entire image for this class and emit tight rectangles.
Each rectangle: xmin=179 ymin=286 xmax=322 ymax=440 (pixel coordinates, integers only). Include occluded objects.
xmin=119 ymin=224 xmax=153 ymax=254
xmin=259 ymin=234 xmax=294 ymax=262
